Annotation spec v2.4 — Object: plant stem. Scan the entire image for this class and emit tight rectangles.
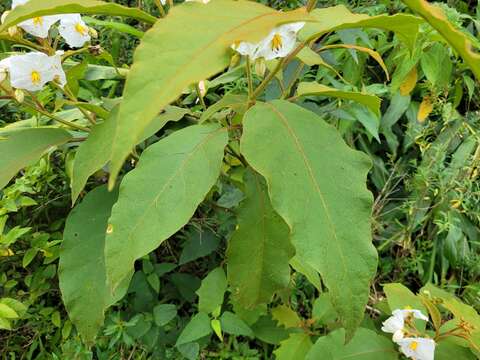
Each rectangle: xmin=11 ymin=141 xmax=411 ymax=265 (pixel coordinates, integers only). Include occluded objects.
xmin=29 ymin=103 xmax=91 ymax=132
xmin=245 ymin=56 xmax=254 ymax=107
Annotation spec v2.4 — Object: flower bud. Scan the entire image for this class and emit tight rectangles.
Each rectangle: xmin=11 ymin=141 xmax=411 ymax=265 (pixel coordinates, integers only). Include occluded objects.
xmin=254 ymin=58 xmax=266 ymax=78
xmin=1 ymin=11 xmax=10 ymax=24
xmin=14 ymin=89 xmax=25 ymax=103
xmin=230 ymin=53 xmax=240 ymax=68
xmin=8 ymin=26 xmax=20 ymax=37
xmin=88 ymin=27 xmax=98 ymax=39
xmin=198 ymin=80 xmax=207 ymax=97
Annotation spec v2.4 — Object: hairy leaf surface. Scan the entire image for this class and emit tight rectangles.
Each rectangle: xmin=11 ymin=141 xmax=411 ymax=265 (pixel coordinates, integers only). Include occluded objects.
xmin=105 ymin=124 xmax=228 ymax=291
xmin=241 ymin=100 xmax=377 ymax=337
xmin=108 ymin=0 xmax=310 ymax=187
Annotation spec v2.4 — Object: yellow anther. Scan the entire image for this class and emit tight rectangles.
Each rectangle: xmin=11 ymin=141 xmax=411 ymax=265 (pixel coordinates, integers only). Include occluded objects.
xmin=75 ymin=22 xmax=87 ymax=35
xmin=33 ymin=17 xmax=43 ymax=26
xmin=409 ymin=341 xmax=418 ymax=351
xmin=31 ymin=70 xmax=41 ymax=84
xmin=271 ymin=33 xmax=283 ymax=51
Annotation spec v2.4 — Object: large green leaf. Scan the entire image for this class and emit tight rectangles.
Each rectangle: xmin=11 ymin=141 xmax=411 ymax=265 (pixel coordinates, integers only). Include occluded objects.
xmin=402 ymin=0 xmax=480 ymax=81
xmin=300 ymin=5 xmax=423 ymax=51
xmin=105 ymin=124 xmax=228 ymax=292
xmin=71 ymin=105 xmax=189 ymax=204
xmin=241 ymin=100 xmax=377 ymax=337
xmin=108 ymin=0 xmax=310 ymax=187
xmin=227 ymin=170 xmax=294 ymax=309
xmin=0 ymin=0 xmax=155 ymax=33
xmin=59 ymin=186 xmax=130 ymax=345
xmin=0 ymin=127 xmax=72 ymax=190
xmin=306 ymin=328 xmax=398 ymax=359
xmin=296 ymin=82 xmax=381 ymax=117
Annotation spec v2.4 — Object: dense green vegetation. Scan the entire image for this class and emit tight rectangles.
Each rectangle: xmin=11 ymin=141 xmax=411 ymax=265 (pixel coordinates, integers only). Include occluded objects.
xmin=0 ymin=0 xmax=479 ymax=359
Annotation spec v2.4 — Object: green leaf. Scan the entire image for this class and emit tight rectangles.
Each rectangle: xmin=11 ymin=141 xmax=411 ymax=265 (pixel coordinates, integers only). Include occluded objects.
xmin=59 ymin=185 xmax=130 ymax=345
xmin=0 ymin=318 xmax=11 ymax=330
xmin=241 ymin=100 xmax=377 ymax=337
xmin=22 ymin=248 xmax=38 ymax=268
xmin=199 ymin=93 xmax=248 ymax=124
xmin=227 ymin=170 xmax=294 ymax=309
xmin=0 ymin=128 xmax=72 ymax=190
xmin=83 ymin=16 xmax=145 ymax=38
xmin=105 ymin=124 xmax=228 ymax=292
xmin=220 ymin=311 xmax=254 ymax=337
xmin=179 ymin=229 xmax=220 ymax=265
xmin=271 ymin=305 xmax=301 ymax=329
xmin=251 ymin=315 xmax=290 ymax=345
xmin=402 ymin=0 xmax=480 ymax=81
xmin=0 ymin=0 xmax=155 ymax=33
xmin=301 ymin=5 xmax=423 ymax=51
xmin=153 ymin=304 xmax=177 ymax=327
xmin=196 ymin=267 xmax=227 ymax=315
xmin=71 ymin=105 xmax=188 ymax=204
xmin=176 ymin=312 xmax=212 ymax=346
xmin=0 ymin=303 xmax=18 ymax=319
xmin=422 ymin=283 xmax=480 ymax=349
xmin=296 ymin=82 xmax=381 ymax=117
xmin=108 ymin=0 xmax=310 ymax=187
xmin=71 ymin=108 xmax=117 ymax=204
xmin=274 ymin=333 xmax=313 ymax=360
xmin=305 ymin=328 xmax=398 ymax=359
xmin=290 ymin=256 xmax=321 ymax=291
xmin=383 ymin=283 xmax=426 ymax=314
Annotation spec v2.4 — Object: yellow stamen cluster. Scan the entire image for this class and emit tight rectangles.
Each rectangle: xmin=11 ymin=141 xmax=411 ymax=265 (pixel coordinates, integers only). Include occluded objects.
xmin=409 ymin=341 xmax=418 ymax=351
xmin=75 ymin=22 xmax=87 ymax=35
xmin=271 ymin=33 xmax=283 ymax=51
xmin=31 ymin=70 xmax=41 ymax=85
xmin=33 ymin=17 xmax=43 ymax=26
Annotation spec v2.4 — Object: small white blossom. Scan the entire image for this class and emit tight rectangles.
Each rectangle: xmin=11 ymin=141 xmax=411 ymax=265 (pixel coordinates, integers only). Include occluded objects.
xmin=381 ymin=309 xmax=429 ymax=342
xmin=0 ymin=52 xmax=66 ymax=92
xmin=256 ymin=22 xmax=305 ymax=60
xmin=397 ymin=337 xmax=435 ymax=360
xmin=12 ymin=0 xmax=60 ymax=38
xmin=58 ymin=14 xmax=91 ymax=48
xmin=232 ymin=22 xmax=305 ymax=61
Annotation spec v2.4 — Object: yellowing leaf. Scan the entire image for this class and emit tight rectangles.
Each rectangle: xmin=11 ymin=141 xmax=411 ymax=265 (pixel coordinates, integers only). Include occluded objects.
xmin=108 ymin=0 xmax=310 ymax=187
xmin=403 ymin=0 xmax=480 ymax=81
xmin=400 ymin=66 xmax=418 ymax=96
xmin=0 ymin=0 xmax=155 ymax=33
xmin=318 ymin=44 xmax=389 ymax=81
xmin=418 ymin=96 xmax=433 ymax=123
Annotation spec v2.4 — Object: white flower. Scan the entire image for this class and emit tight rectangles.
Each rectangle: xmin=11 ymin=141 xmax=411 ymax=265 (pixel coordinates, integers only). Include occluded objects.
xmin=381 ymin=309 xmax=429 ymax=342
xmin=397 ymin=337 xmax=435 ymax=360
xmin=256 ymin=22 xmax=305 ymax=60
xmin=12 ymin=0 xmax=60 ymax=38
xmin=0 ymin=52 xmax=66 ymax=91
xmin=232 ymin=22 xmax=305 ymax=61
xmin=58 ymin=14 xmax=91 ymax=48
xmin=381 ymin=311 xmax=405 ymax=341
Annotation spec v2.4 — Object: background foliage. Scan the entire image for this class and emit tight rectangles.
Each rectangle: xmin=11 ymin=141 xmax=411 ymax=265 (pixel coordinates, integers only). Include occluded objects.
xmin=1 ymin=0 xmax=479 ymax=358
